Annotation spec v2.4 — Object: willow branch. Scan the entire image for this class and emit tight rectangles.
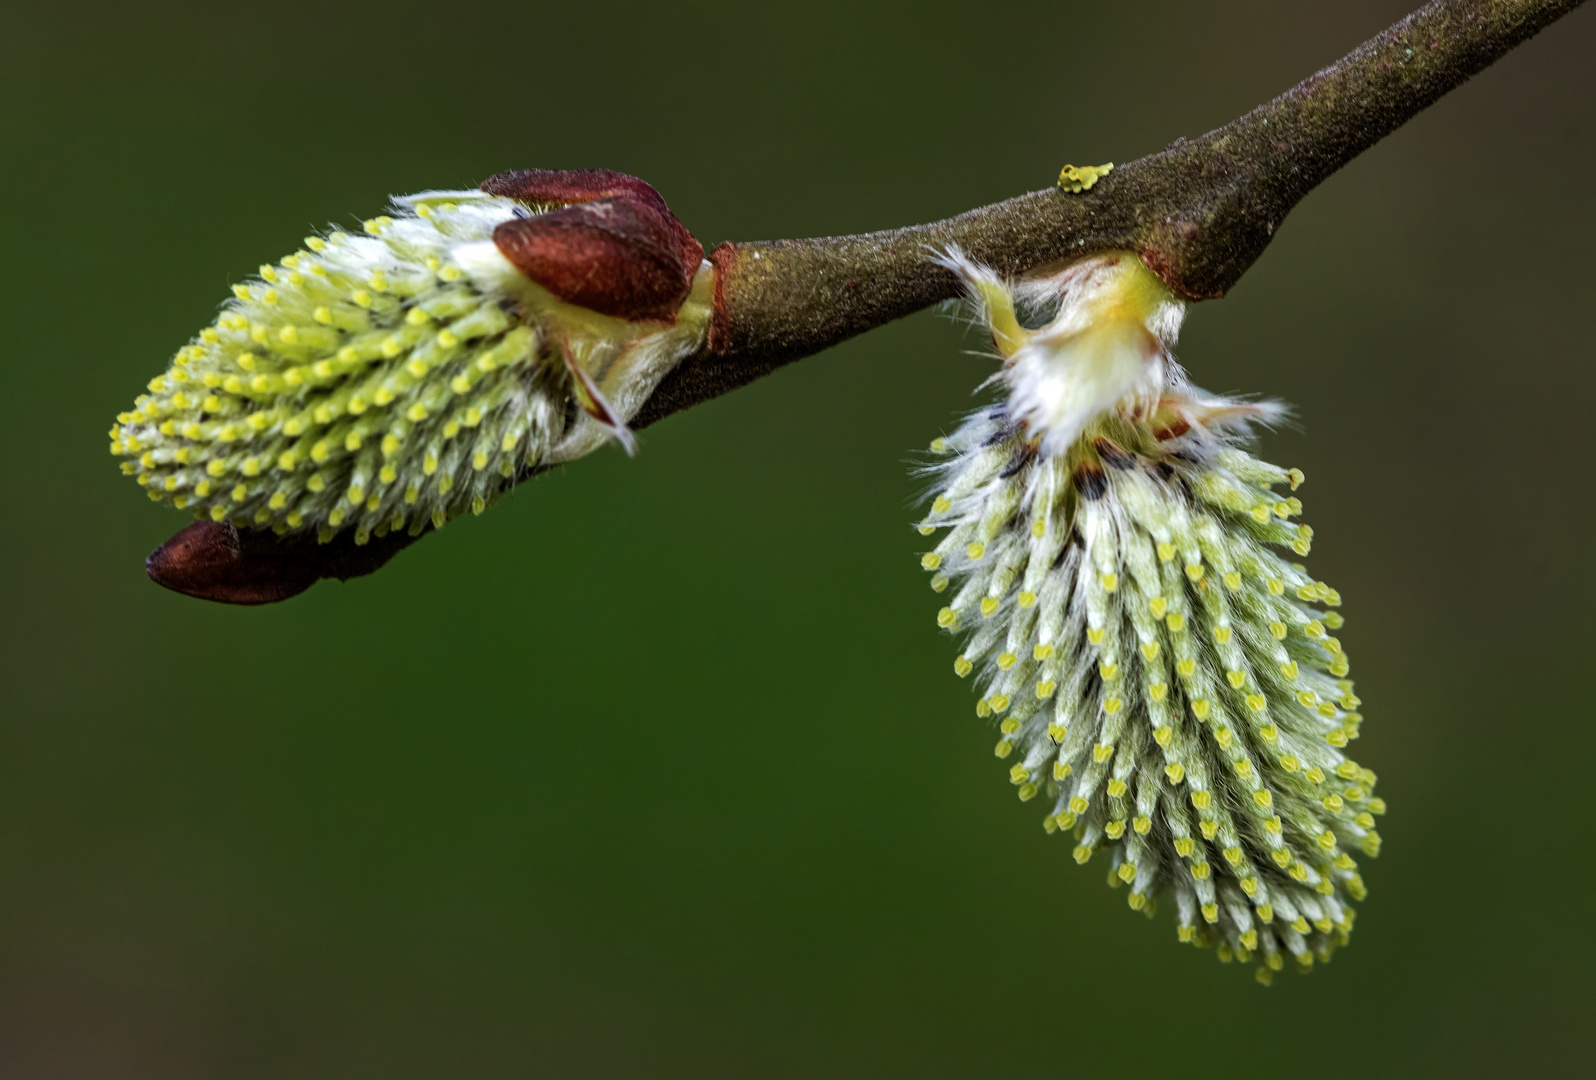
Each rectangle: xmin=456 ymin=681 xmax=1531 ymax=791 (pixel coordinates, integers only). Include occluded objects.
xmin=188 ymin=0 xmax=1584 ymax=596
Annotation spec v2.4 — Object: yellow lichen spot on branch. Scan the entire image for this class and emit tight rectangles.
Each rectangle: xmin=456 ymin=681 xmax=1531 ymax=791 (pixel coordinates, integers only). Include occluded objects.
xmin=1057 ymin=162 xmax=1114 ymax=193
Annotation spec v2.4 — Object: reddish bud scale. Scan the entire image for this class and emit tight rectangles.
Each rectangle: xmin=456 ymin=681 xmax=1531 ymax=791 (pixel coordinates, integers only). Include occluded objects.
xmin=481 ymin=169 xmax=704 ymax=322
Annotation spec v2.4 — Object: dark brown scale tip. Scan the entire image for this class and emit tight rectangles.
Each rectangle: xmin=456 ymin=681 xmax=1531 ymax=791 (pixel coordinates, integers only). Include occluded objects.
xmin=482 ymin=168 xmax=704 ymax=321
xmin=1093 ymin=437 xmax=1137 ymax=470
xmin=1153 ymin=419 xmax=1191 ymax=442
xmin=1073 ymin=463 xmax=1108 ymax=501
xmin=146 ymin=521 xmax=421 ymax=605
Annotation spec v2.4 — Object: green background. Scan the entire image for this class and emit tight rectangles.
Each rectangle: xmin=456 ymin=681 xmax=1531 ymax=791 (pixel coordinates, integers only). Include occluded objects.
xmin=3 ymin=1 xmax=1593 ymax=1075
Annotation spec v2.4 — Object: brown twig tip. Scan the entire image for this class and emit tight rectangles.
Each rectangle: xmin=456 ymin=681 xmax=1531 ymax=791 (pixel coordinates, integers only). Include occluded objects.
xmin=146 ymin=521 xmax=320 ymax=605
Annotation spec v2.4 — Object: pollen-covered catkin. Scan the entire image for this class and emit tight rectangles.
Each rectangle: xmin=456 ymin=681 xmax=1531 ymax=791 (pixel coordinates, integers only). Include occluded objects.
xmin=110 ymin=190 xmax=710 ymax=543
xmin=918 ymin=251 xmax=1383 ymax=982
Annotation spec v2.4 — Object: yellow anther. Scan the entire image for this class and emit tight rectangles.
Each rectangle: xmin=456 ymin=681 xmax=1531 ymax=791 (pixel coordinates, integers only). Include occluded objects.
xmin=1250 ymin=504 xmax=1271 ymax=523
xmin=1141 ymin=641 xmax=1160 ymax=661
xmin=1052 ymin=761 xmax=1071 ymax=781
xmin=1055 ymin=812 xmax=1077 ymax=831
xmin=1201 ymin=903 xmax=1219 ymax=924
xmin=1093 ymin=743 xmax=1113 ymax=763
xmin=1214 ymin=626 xmax=1233 ymax=644
xmin=1165 ymin=763 xmax=1185 ymax=783
xmin=989 ymin=694 xmax=1010 ymax=713
xmin=1289 ymin=863 xmax=1309 ymax=882
xmin=1174 ymin=837 xmax=1196 ymax=858
xmin=1176 ymin=659 xmax=1196 ymax=679
xmin=1030 ymin=520 xmax=1045 ymax=539
xmin=1035 ymin=680 xmax=1056 ymax=699
xmin=1177 ymin=925 xmax=1195 ymax=943
xmin=1148 ymin=595 xmax=1167 ymax=617
xmin=1287 ymin=468 xmax=1304 ymax=489
xmin=1156 ymin=542 xmax=1175 ymax=562
xmin=931 ymin=575 xmax=949 ymax=593
xmin=993 ymin=739 xmax=1011 ymax=758
xmin=1234 ymin=759 xmax=1252 ymax=778
xmin=966 ymin=541 xmax=985 ymax=560
xmin=1073 ymin=845 xmax=1092 ymax=864
xmin=1106 ymin=778 xmax=1127 ymax=797
xmin=1017 ymin=782 xmax=1037 ymax=802
xmin=936 ymin=607 xmax=956 ymax=628
xmin=1318 ymin=831 xmax=1337 ymax=850
xmin=1191 ymin=700 xmax=1210 ymax=720
xmin=472 ymin=450 xmax=489 ymax=470
xmin=999 ymin=716 xmax=1020 ymax=736
xmin=1260 ymin=725 xmax=1279 ymax=743
xmin=1184 ymin=563 xmax=1204 ymax=583
xmin=1153 ymin=726 xmax=1172 ymax=748
xmin=1033 ymin=643 xmax=1054 ymax=660
xmin=1017 ymin=590 xmax=1036 ymax=608
xmin=1099 ymin=661 xmax=1118 ymax=681
xmin=979 ymin=597 xmax=1000 ymax=618
xmin=1191 ymin=790 xmax=1211 ymax=810
xmin=1105 ymin=821 xmax=1125 ymax=839
xmin=1334 ymin=853 xmax=1357 ymax=870
xmin=230 ymin=484 xmax=247 ymax=501
xmin=1225 ymin=670 xmax=1245 ymax=689
xmin=1117 ymin=863 xmax=1137 ymax=884
xmin=1253 ymin=789 xmax=1273 ymax=808
xmin=953 ymin=656 xmax=972 ymax=678
xmin=1240 ymin=876 xmax=1258 ymax=898
xmin=1009 ymin=764 xmax=1029 ymax=783
xmin=1103 ymin=697 xmax=1122 ymax=715
xmin=406 ymin=403 xmax=428 ymax=422
xmin=1150 ymin=683 xmax=1168 ymax=703
xmin=1068 ymin=796 xmax=1089 ymax=814
xmin=1223 ymin=846 xmax=1243 ymax=867
xmin=1167 ymin=613 xmax=1186 ymax=632
xmin=931 ymin=495 xmax=951 ymax=514
xmin=1100 ymin=573 xmax=1118 ymax=592
xmin=1087 ymin=627 xmax=1106 ymax=645
xmin=1246 ymin=694 xmax=1267 ymax=712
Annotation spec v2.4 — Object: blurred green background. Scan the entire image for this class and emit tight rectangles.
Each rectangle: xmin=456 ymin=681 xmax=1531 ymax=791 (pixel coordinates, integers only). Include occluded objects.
xmin=3 ymin=1 xmax=1593 ymax=1075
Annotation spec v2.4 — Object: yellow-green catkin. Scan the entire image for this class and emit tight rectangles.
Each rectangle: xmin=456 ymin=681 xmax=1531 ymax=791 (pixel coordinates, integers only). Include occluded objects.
xmin=919 ymin=250 xmax=1383 ymax=982
xmin=109 ymin=191 xmax=710 ymax=544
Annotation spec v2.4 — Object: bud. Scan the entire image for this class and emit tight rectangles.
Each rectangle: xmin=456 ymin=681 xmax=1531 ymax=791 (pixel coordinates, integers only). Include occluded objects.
xmin=919 ymin=250 xmax=1381 ymax=980
xmin=110 ymin=175 xmax=711 ymax=547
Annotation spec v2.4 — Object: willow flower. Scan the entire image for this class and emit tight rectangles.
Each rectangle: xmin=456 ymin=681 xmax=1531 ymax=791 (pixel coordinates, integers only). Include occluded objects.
xmin=917 ymin=250 xmax=1384 ymax=982
xmin=110 ymin=171 xmax=711 ymax=547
